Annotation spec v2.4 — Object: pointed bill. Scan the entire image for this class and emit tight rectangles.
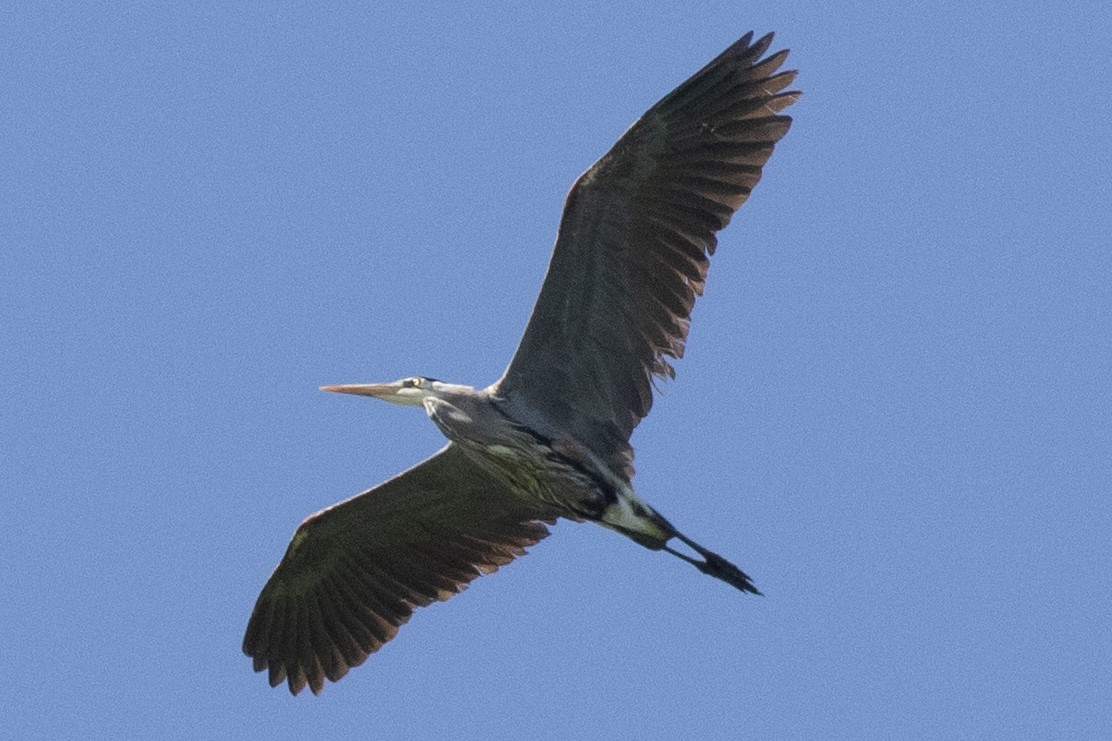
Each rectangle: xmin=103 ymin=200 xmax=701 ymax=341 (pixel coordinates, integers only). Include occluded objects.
xmin=319 ymin=383 xmax=399 ymax=397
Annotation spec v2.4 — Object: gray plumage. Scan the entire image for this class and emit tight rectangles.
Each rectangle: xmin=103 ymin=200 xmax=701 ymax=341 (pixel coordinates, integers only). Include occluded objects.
xmin=244 ymin=31 xmax=799 ymax=695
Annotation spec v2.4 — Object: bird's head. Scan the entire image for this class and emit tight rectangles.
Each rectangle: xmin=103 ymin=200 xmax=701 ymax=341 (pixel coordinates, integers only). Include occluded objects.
xmin=318 ymin=376 xmax=464 ymax=404
xmin=320 ymin=376 xmax=443 ymax=406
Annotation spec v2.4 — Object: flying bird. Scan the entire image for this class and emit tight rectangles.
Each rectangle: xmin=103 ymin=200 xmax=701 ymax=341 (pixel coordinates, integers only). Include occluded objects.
xmin=244 ymin=31 xmax=799 ymax=695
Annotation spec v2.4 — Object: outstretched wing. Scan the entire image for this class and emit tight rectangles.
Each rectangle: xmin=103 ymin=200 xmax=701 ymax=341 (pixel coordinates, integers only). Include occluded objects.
xmin=242 ymin=444 xmax=557 ymax=695
xmin=495 ymin=32 xmax=799 ymax=476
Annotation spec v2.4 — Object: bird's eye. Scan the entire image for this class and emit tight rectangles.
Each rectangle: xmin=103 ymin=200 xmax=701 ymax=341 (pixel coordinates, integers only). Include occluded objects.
xmin=404 ymin=377 xmax=422 ymax=388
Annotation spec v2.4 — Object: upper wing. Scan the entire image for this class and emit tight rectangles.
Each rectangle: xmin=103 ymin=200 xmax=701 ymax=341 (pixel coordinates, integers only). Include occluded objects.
xmin=242 ymin=444 xmax=557 ymax=695
xmin=495 ymin=32 xmax=799 ymax=475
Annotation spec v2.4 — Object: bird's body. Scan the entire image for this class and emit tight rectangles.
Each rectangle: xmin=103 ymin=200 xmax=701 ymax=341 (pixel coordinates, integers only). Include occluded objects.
xmin=425 ymin=387 xmax=655 ymax=554
xmin=245 ymin=31 xmax=799 ymax=695
xmin=428 ymin=383 xmax=660 ymax=538
xmin=436 ymin=387 xmax=611 ymax=527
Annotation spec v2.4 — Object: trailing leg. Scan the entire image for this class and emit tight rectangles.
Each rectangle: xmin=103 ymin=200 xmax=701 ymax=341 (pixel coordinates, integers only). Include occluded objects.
xmin=663 ymin=531 xmax=761 ymax=595
xmin=596 ymin=490 xmax=760 ymax=595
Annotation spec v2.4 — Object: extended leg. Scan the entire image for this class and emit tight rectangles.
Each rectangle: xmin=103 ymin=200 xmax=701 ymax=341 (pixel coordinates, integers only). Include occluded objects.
xmin=663 ymin=531 xmax=761 ymax=595
xmin=595 ymin=488 xmax=761 ymax=595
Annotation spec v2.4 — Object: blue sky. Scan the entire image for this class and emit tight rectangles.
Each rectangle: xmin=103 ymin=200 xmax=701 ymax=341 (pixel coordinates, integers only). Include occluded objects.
xmin=3 ymin=2 xmax=1110 ymax=738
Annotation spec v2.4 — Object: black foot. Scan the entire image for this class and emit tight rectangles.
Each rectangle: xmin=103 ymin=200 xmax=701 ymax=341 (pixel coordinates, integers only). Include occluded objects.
xmin=695 ymin=550 xmax=761 ymax=595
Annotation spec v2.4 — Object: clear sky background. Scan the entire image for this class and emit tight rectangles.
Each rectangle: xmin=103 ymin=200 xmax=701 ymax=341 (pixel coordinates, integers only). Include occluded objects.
xmin=3 ymin=2 xmax=1110 ymax=739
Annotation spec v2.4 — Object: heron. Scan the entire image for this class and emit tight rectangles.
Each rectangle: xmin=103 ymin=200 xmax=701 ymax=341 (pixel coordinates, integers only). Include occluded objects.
xmin=244 ymin=31 xmax=799 ymax=695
